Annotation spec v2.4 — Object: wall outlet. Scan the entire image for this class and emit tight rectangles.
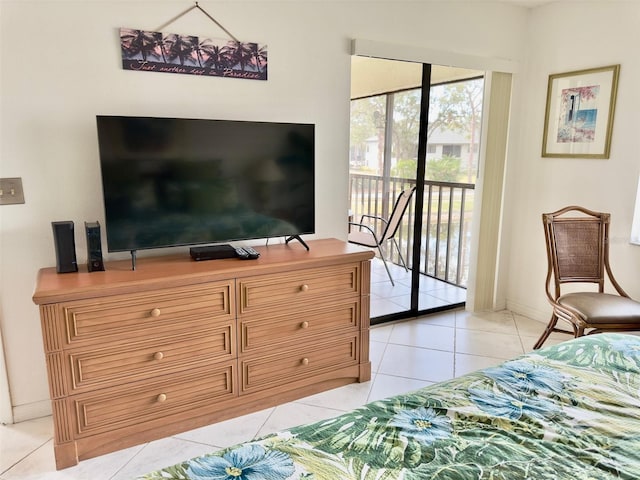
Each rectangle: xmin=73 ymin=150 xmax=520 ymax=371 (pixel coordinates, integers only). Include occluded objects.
xmin=0 ymin=177 xmax=25 ymax=205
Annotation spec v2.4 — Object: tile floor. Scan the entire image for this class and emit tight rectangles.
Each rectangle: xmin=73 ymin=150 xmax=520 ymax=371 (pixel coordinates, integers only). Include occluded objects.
xmin=0 ymin=308 xmax=566 ymax=480
xmin=368 ymin=257 xmax=467 ymax=318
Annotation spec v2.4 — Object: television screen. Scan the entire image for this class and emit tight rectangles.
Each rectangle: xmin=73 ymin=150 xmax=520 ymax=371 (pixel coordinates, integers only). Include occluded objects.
xmin=96 ymin=115 xmax=315 ymax=252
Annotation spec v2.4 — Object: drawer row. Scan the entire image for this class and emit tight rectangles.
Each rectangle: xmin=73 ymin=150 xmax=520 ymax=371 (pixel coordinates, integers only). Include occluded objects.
xmin=46 ymin=263 xmax=362 ymax=350
xmin=48 ymin=297 xmax=362 ymax=396
xmin=59 ymin=333 xmax=361 ymax=440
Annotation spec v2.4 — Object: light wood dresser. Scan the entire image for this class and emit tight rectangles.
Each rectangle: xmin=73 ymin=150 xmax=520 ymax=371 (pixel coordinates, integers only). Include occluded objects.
xmin=32 ymin=238 xmax=373 ymax=469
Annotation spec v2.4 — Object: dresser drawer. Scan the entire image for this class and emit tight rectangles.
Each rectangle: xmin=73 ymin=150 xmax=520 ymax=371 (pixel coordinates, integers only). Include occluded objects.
xmin=68 ymin=325 xmax=234 ymax=393
xmin=240 ymin=299 xmax=360 ymax=354
xmin=238 ymin=264 xmax=361 ymax=315
xmin=60 ymin=282 xmax=234 ymax=348
xmin=72 ymin=362 xmax=235 ymax=438
xmin=240 ymin=334 xmax=359 ymax=394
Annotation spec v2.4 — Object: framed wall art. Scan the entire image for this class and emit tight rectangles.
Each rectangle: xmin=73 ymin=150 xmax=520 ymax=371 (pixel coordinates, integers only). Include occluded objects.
xmin=542 ymin=64 xmax=620 ymax=158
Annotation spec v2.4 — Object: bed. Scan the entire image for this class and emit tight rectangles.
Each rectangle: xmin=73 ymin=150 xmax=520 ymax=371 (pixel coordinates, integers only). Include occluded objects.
xmin=138 ymin=333 xmax=640 ymax=479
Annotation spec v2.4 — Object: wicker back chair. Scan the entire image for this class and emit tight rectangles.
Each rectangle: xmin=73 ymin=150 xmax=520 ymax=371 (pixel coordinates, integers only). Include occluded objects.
xmin=348 ymin=186 xmax=416 ymax=286
xmin=534 ymin=205 xmax=640 ymax=349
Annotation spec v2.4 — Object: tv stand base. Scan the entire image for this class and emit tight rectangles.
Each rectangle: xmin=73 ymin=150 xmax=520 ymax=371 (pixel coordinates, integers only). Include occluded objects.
xmin=285 ymin=235 xmax=309 ymax=250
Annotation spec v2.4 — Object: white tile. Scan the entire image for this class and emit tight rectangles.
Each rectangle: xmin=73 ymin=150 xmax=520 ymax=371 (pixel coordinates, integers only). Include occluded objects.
xmin=455 ymin=329 xmax=524 ymax=359
xmin=388 ymin=321 xmax=455 ymax=352
xmin=255 ymin=402 xmax=344 ymax=438
xmin=174 ymin=408 xmax=274 ymax=449
xmin=370 ymin=269 xmax=391 ymax=284
xmin=414 ymin=311 xmax=457 ymax=327
xmin=416 ymin=276 xmax=447 ymax=291
xmin=367 ymin=374 xmax=433 ymax=402
xmin=455 ymin=310 xmax=518 ymax=334
xmin=454 ymin=353 xmax=504 ymax=377
xmin=369 ymin=340 xmax=386 ymax=372
xmin=428 ymin=285 xmax=467 ymax=304
xmin=378 ymin=344 xmax=454 ymax=383
xmin=0 ymin=416 xmax=52 ymax=473
xmin=418 ymin=293 xmax=453 ymax=310
xmin=296 ymin=380 xmax=373 ymax=412
xmin=370 ymin=297 xmax=406 ymax=317
xmin=370 ymin=281 xmax=411 ymax=299
xmin=1 ymin=439 xmax=142 ymax=480
xmin=512 ymin=313 xmax=548 ymax=336
xmin=389 ymin=292 xmax=453 ymax=311
xmin=520 ymin=334 xmax=569 ymax=353
xmin=370 ymin=324 xmax=394 ymax=343
xmin=112 ymin=437 xmax=215 ymax=480
xmin=513 ymin=313 xmax=572 ymax=340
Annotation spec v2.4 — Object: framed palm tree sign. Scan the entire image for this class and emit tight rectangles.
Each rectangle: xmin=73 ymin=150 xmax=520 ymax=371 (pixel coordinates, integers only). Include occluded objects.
xmin=542 ymin=64 xmax=620 ymax=158
xmin=120 ymin=28 xmax=268 ymax=81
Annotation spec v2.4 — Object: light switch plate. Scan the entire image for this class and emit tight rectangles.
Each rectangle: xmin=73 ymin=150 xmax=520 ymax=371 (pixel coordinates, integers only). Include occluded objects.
xmin=0 ymin=177 xmax=25 ymax=205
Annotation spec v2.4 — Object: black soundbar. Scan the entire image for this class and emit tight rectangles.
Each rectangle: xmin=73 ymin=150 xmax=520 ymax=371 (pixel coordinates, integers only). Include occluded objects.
xmin=190 ymin=244 xmax=237 ymax=261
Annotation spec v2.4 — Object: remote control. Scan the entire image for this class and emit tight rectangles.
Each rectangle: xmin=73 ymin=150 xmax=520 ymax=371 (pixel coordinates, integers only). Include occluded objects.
xmin=234 ymin=247 xmax=250 ymax=259
xmin=243 ymin=246 xmax=260 ymax=259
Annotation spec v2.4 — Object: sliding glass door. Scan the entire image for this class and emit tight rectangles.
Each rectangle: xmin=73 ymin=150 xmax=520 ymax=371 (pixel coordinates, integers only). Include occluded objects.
xmin=349 ymin=57 xmax=483 ymax=323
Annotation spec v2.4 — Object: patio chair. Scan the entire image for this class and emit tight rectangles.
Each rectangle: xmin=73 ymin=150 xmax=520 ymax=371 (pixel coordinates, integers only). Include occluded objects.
xmin=533 ymin=205 xmax=640 ymax=349
xmin=348 ymin=186 xmax=416 ymax=286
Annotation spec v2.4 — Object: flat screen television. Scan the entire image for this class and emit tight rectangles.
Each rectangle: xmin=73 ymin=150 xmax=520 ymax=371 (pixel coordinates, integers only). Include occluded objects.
xmin=96 ymin=115 xmax=315 ymax=253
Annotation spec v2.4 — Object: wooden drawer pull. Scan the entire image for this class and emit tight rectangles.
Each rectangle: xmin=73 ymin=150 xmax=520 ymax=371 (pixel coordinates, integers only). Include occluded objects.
xmin=300 ymin=321 xmax=309 ymax=329
xmin=156 ymin=393 xmax=167 ymax=403
xmin=299 ymin=284 xmax=309 ymax=292
xmin=150 ymin=308 xmax=161 ymax=317
xmin=153 ymin=351 xmax=164 ymax=361
xmin=301 ymin=357 xmax=309 ymax=366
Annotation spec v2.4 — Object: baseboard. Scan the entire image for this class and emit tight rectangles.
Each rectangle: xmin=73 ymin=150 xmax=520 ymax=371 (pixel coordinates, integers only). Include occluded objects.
xmin=12 ymin=399 xmax=51 ymax=424
xmin=505 ymin=299 xmax=548 ymax=323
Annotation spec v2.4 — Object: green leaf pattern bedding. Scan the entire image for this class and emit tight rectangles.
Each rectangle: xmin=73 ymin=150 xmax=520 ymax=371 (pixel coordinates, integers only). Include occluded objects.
xmin=138 ymin=333 xmax=640 ymax=479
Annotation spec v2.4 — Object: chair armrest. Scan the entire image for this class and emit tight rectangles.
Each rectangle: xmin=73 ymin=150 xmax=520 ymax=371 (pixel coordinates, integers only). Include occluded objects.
xmin=359 ymin=214 xmax=389 ymax=228
xmin=348 ymin=222 xmax=378 ymax=237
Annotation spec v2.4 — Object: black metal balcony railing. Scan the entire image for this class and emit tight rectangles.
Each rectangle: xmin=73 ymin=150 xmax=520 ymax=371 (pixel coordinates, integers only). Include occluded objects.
xmin=349 ymin=173 xmax=475 ymax=288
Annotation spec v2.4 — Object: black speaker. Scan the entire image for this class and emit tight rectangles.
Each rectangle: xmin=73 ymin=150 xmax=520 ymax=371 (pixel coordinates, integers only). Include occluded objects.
xmin=85 ymin=221 xmax=105 ymax=272
xmin=52 ymin=221 xmax=78 ymax=273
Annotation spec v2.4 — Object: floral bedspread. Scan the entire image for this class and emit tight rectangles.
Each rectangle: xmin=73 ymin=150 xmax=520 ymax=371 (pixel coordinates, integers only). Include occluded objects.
xmin=138 ymin=333 xmax=640 ymax=479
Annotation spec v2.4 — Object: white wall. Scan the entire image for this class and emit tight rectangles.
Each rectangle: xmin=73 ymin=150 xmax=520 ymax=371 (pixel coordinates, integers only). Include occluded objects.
xmin=504 ymin=2 xmax=640 ymax=321
xmin=0 ymin=0 xmax=530 ymax=421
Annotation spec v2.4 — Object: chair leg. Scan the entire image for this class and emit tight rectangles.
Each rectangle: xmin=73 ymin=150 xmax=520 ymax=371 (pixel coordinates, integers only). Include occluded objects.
xmin=533 ymin=314 xmax=559 ymax=350
xmin=377 ymin=246 xmax=395 ymax=286
xmin=392 ymin=238 xmax=409 ymax=272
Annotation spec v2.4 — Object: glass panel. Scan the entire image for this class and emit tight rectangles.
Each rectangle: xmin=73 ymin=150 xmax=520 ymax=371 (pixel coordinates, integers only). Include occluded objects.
xmin=349 ymin=96 xmax=386 ymax=175
xmin=427 ymin=78 xmax=484 ymax=183
xmin=349 ymin=57 xmax=482 ymax=320
xmin=349 ymin=87 xmax=418 ymax=318
xmin=420 ymin=76 xmax=483 ymax=309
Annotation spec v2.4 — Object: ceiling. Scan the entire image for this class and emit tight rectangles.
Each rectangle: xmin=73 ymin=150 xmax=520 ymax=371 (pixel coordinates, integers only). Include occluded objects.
xmin=351 ymin=56 xmax=484 ymax=99
xmin=504 ymin=0 xmax=557 ymax=6
xmin=407 ymin=0 xmax=561 ymax=7
xmin=451 ymin=0 xmax=558 ymax=6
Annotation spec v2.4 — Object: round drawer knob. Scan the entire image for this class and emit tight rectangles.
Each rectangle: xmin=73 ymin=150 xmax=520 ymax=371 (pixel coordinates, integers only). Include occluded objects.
xmin=156 ymin=393 xmax=167 ymax=403
xmin=300 ymin=321 xmax=309 ymax=329
xmin=299 ymin=284 xmax=309 ymax=292
xmin=150 ymin=308 xmax=161 ymax=317
xmin=301 ymin=357 xmax=309 ymax=366
xmin=153 ymin=351 xmax=164 ymax=361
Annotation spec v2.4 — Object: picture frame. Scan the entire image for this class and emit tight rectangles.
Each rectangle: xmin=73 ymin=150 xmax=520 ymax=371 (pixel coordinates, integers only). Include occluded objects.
xmin=542 ymin=64 xmax=620 ymax=158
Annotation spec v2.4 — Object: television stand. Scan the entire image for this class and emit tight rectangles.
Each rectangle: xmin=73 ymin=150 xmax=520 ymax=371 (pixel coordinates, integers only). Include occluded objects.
xmin=130 ymin=250 xmax=137 ymax=271
xmin=32 ymin=238 xmax=373 ymax=469
xmin=285 ymin=235 xmax=309 ymax=251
